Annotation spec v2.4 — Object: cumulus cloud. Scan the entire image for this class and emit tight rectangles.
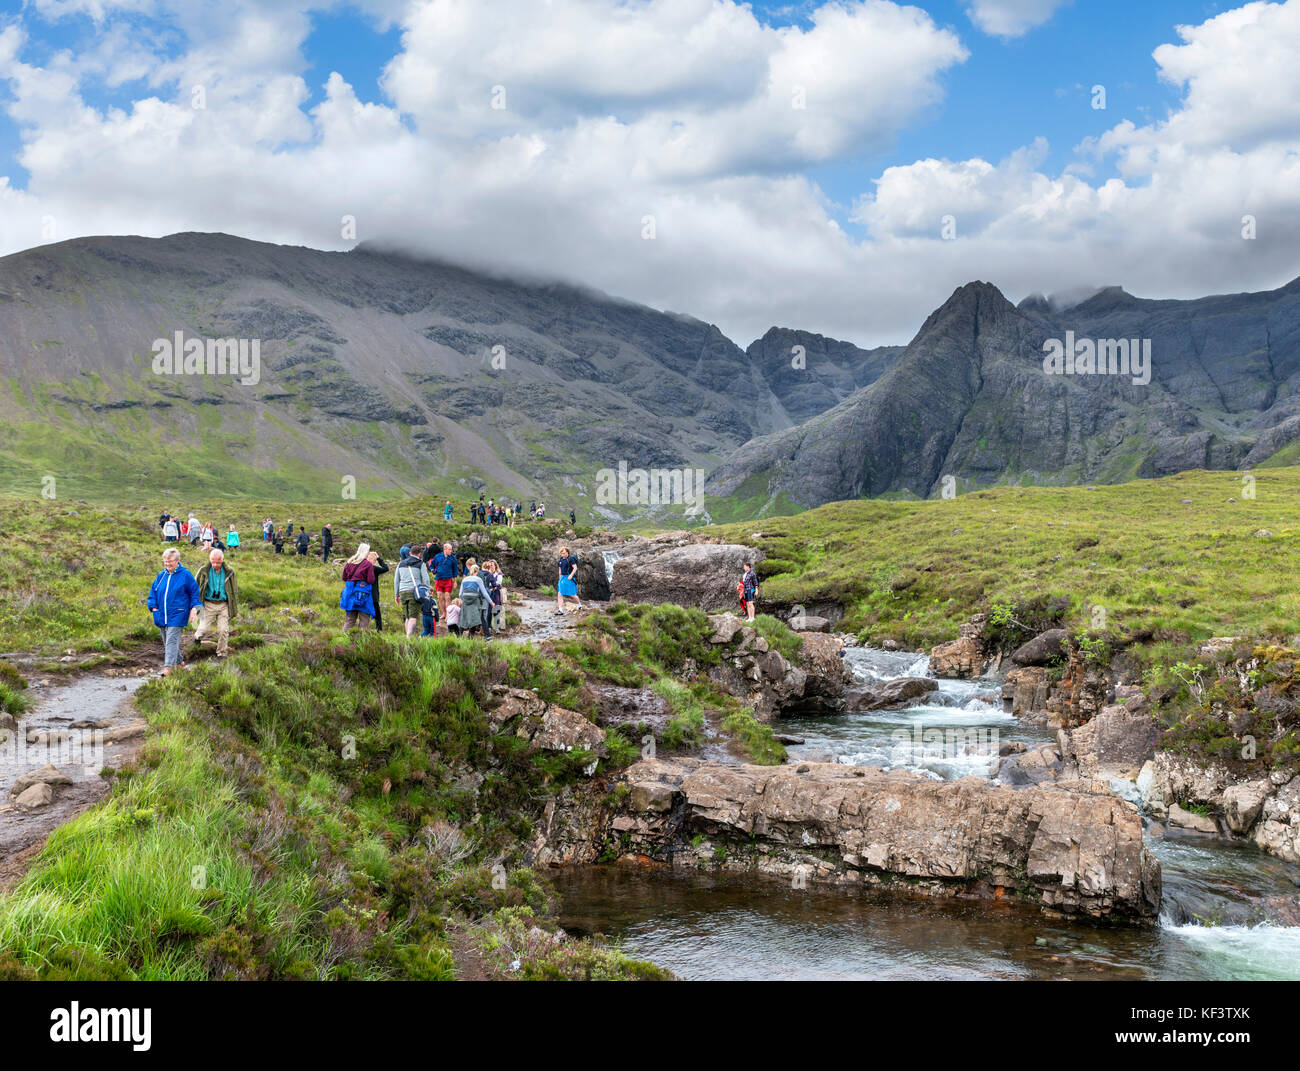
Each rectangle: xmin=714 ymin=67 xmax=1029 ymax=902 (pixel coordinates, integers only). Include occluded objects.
xmin=965 ymin=0 xmax=1070 ymax=37
xmin=0 ymin=0 xmax=1297 ymax=350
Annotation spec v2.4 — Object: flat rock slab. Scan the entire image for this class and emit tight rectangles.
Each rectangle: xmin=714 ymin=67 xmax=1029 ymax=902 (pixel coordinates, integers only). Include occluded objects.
xmin=617 ymin=757 xmax=1160 ymax=920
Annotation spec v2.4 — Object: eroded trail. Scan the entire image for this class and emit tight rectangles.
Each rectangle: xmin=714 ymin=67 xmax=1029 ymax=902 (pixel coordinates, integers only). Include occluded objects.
xmin=0 ymin=670 xmax=150 ymax=892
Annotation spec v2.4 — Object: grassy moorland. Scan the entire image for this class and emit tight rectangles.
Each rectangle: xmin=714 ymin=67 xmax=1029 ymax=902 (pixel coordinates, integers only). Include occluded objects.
xmin=715 ymin=467 xmax=1300 ymax=664
xmin=0 ymin=598 xmax=799 ymax=980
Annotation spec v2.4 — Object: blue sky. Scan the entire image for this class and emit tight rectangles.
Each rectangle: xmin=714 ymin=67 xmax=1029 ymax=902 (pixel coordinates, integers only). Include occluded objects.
xmin=0 ymin=0 xmax=1295 ymax=346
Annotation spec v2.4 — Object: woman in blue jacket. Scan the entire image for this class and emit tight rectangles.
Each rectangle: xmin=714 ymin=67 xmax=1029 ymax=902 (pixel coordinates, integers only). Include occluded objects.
xmin=147 ymin=547 xmax=202 ymax=675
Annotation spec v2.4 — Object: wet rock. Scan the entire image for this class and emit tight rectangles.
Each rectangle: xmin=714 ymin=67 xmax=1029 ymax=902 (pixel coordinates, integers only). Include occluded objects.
xmin=1254 ymin=777 xmax=1300 ymax=862
xmin=14 ymin=782 xmax=54 ymax=809
xmin=0 ymin=713 xmax=17 ymax=733
xmin=588 ymin=684 xmax=673 ymax=733
xmin=844 ymin=677 xmax=938 ymax=711
xmin=1222 ymin=780 xmax=1273 ymax=834
xmin=10 ymin=764 xmax=73 ymax=796
xmin=1168 ymin=803 xmax=1219 ymax=834
xmin=794 ymin=615 xmax=831 ymax=633
xmin=997 ymin=744 xmax=1063 ymax=787
xmin=1010 ymin=629 xmax=1068 ymax=667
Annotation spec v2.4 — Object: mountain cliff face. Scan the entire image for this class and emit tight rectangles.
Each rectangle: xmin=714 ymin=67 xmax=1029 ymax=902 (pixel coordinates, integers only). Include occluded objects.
xmin=708 ymin=276 xmax=1300 ymax=512
xmin=0 ymin=233 xmax=873 ymax=503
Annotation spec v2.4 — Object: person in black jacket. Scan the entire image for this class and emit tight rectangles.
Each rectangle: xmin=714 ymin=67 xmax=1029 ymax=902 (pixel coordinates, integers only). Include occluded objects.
xmin=367 ymin=549 xmax=389 ymax=631
xmin=272 ymin=527 xmax=285 ymax=553
xmin=295 ymin=529 xmax=310 ymax=556
xmin=321 ymin=523 xmax=334 ymax=562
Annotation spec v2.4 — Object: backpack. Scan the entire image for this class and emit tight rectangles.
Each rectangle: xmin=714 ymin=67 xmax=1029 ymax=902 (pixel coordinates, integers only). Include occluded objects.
xmin=737 ymin=581 xmax=747 ymax=609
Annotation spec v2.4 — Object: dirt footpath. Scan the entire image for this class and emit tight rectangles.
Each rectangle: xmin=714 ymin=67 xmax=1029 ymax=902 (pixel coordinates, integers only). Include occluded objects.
xmin=0 ymin=671 xmax=151 ymax=892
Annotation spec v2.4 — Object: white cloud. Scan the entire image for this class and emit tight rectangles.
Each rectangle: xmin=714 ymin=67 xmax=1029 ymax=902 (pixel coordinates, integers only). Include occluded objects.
xmin=0 ymin=0 xmax=1297 ymax=351
xmin=965 ymin=0 xmax=1069 ymax=37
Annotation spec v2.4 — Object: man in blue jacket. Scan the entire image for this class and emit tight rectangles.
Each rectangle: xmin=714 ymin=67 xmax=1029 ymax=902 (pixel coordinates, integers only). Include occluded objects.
xmin=147 ymin=547 xmax=201 ymax=675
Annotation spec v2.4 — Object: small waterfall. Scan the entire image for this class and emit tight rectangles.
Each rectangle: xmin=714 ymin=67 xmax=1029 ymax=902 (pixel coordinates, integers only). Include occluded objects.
xmin=602 ymin=550 xmax=622 ymax=585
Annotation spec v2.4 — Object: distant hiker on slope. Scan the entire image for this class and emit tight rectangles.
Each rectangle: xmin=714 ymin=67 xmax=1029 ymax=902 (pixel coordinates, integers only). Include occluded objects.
xmin=225 ymin=525 xmax=239 ymax=553
xmin=162 ymin=517 xmax=179 ymax=542
xmin=554 ymin=545 xmax=580 ymax=615
xmin=321 ymin=523 xmax=334 ymax=562
xmin=193 ymin=548 xmax=238 ymax=659
xmin=147 ymin=547 xmax=201 ymax=676
xmin=295 ymin=528 xmax=310 ymax=556
xmin=444 ymin=501 xmax=453 ymax=523
xmin=340 ymin=543 xmax=376 ymax=632
xmin=272 ymin=527 xmax=285 ymax=554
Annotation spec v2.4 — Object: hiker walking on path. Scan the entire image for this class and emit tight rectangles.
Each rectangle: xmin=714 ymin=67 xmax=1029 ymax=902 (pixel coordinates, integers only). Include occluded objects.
xmin=162 ymin=517 xmax=179 ymax=542
xmin=431 ymin=541 xmax=458 ymax=635
xmin=321 ymin=523 xmax=334 ymax=562
xmin=225 ymin=525 xmax=239 ymax=553
xmin=272 ymin=527 xmax=285 ymax=554
xmin=458 ymin=565 xmax=493 ymax=640
xmin=188 ymin=514 xmax=202 ymax=545
xmin=554 ymin=545 xmax=580 ymax=615
xmin=444 ymin=501 xmax=453 ymax=523
xmin=368 ymin=549 xmax=389 ymax=632
xmin=147 ymin=548 xmax=201 ymax=676
xmin=483 ymin=558 xmax=507 ymax=633
xmin=193 ymin=548 xmax=238 ymax=659
xmin=340 ymin=543 xmax=376 ymax=632
xmin=295 ymin=528 xmax=310 ymax=556
xmin=741 ymin=561 xmax=759 ymax=623
xmin=394 ymin=544 xmax=431 ymax=638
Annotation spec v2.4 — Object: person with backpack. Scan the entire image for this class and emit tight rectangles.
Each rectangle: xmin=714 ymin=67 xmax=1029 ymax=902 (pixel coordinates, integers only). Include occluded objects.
xmin=431 ymin=541 xmax=459 ymax=635
xmin=741 ymin=562 xmax=759 ymax=622
xmin=321 ymin=523 xmax=334 ymax=562
xmin=340 ymin=543 xmax=376 ymax=632
xmin=188 ymin=514 xmax=201 ymax=545
xmin=554 ymin=545 xmax=580 ymax=615
xmin=393 ymin=544 xmax=431 ymax=637
xmin=569 ymin=508 xmax=576 ymax=526
xmin=147 ymin=547 xmax=202 ymax=675
xmin=193 ymin=548 xmax=238 ymax=658
xmin=458 ymin=565 xmax=493 ymax=640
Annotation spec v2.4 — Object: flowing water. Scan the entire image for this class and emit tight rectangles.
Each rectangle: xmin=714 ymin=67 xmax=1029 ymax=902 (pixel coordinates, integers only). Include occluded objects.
xmin=557 ymin=647 xmax=1300 ymax=980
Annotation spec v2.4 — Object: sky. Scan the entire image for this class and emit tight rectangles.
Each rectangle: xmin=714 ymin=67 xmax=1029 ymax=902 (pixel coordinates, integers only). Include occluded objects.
xmin=0 ymin=0 xmax=1297 ymax=347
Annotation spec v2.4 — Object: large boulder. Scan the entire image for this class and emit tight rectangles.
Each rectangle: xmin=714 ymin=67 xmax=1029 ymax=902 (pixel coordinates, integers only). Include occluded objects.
xmin=610 ymin=543 xmax=763 ymax=609
xmin=1010 ymin=629 xmax=1068 ymax=667
xmin=1254 ymin=776 xmax=1300 ymax=862
xmin=611 ymin=757 xmax=1160 ymax=920
xmin=844 ymin=677 xmax=938 ymax=711
xmin=1061 ymin=704 xmax=1156 ymax=780
xmin=929 ymin=615 xmax=991 ymax=679
xmin=1222 ymin=780 xmax=1273 ymax=834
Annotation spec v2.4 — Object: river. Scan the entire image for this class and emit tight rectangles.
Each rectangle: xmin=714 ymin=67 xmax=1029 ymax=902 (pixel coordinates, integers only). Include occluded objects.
xmin=556 ymin=647 xmax=1300 ymax=980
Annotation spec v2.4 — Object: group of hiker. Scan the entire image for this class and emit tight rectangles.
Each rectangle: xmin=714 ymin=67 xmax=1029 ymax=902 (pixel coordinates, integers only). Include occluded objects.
xmin=159 ymin=511 xmax=241 ymax=553
xmin=146 ymin=502 xmax=738 ymax=674
xmin=256 ymin=518 xmax=330 ymax=558
xmin=341 ymin=539 xmax=506 ymax=640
